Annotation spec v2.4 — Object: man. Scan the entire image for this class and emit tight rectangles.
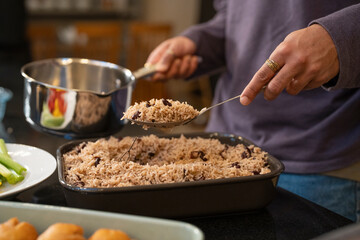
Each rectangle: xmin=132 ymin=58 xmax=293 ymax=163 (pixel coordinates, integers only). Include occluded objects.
xmin=145 ymin=1 xmax=360 ymax=222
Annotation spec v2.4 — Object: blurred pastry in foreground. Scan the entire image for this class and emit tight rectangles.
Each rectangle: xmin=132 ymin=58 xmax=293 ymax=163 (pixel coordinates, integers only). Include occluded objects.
xmin=0 ymin=217 xmax=38 ymax=240
xmin=89 ymin=228 xmax=131 ymax=240
xmin=37 ymin=223 xmax=86 ymax=240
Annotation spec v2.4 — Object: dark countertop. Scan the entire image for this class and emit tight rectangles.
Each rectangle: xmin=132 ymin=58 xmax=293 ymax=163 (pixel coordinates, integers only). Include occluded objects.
xmin=0 ymin=115 xmax=353 ymax=240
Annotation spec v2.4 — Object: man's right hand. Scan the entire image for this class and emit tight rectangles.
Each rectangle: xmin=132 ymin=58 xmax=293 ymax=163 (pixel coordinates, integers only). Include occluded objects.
xmin=146 ymin=36 xmax=198 ymax=81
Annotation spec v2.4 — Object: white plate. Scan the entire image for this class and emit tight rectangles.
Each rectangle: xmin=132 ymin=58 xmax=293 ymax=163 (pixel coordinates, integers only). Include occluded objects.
xmin=0 ymin=143 xmax=57 ymax=199
xmin=0 ymin=201 xmax=204 ymax=240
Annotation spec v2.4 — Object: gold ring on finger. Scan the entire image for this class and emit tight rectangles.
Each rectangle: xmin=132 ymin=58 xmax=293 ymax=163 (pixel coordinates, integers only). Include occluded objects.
xmin=265 ymin=59 xmax=281 ymax=73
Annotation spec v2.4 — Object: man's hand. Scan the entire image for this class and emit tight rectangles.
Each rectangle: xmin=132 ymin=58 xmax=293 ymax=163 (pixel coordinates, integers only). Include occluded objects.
xmin=146 ymin=36 xmax=198 ymax=81
xmin=240 ymin=24 xmax=340 ymax=105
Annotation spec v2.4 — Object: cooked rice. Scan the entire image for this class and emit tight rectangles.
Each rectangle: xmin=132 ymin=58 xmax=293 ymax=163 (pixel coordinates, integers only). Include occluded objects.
xmin=63 ymin=135 xmax=271 ymax=188
xmin=121 ymin=98 xmax=199 ymax=124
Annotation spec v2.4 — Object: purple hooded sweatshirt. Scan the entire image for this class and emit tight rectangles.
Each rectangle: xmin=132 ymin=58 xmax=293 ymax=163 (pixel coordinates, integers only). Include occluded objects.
xmin=182 ymin=0 xmax=360 ymax=173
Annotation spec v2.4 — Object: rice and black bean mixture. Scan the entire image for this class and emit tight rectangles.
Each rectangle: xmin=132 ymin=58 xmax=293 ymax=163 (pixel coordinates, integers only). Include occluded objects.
xmin=63 ymin=135 xmax=271 ymax=188
xmin=122 ymin=98 xmax=199 ymax=124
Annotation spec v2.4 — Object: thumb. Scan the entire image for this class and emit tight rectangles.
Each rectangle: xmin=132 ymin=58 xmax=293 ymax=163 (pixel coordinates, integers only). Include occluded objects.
xmin=155 ymin=49 xmax=177 ymax=72
xmin=146 ymin=42 xmax=175 ymax=72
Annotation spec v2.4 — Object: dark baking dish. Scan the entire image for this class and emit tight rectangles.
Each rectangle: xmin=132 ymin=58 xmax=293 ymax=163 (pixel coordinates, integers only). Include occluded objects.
xmin=57 ymin=132 xmax=284 ymax=218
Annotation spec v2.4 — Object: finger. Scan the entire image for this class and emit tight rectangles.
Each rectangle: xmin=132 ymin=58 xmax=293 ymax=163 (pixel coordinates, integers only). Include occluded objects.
xmin=155 ymin=49 xmax=177 ymax=72
xmin=286 ymin=78 xmax=302 ymax=95
xmin=179 ymin=55 xmax=192 ymax=77
xmin=146 ymin=42 xmax=177 ymax=72
xmin=146 ymin=42 xmax=170 ymax=65
xmin=285 ymin=75 xmax=310 ymax=95
xmin=286 ymin=68 xmax=321 ymax=94
xmin=184 ymin=56 xmax=199 ymax=78
xmin=166 ymin=58 xmax=181 ymax=79
xmin=240 ymin=57 xmax=283 ymax=105
xmin=263 ymin=64 xmax=297 ymax=100
xmin=151 ymin=72 xmax=167 ymax=82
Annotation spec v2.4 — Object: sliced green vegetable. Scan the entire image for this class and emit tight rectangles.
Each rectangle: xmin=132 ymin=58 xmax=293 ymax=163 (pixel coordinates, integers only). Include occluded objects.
xmin=0 ymin=153 xmax=26 ymax=175
xmin=0 ymin=139 xmax=26 ymax=175
xmin=0 ymin=162 xmax=23 ymax=184
xmin=8 ymin=170 xmax=24 ymax=184
xmin=0 ymin=139 xmax=26 ymax=186
xmin=0 ymin=162 xmax=12 ymax=179
xmin=0 ymin=139 xmax=9 ymax=157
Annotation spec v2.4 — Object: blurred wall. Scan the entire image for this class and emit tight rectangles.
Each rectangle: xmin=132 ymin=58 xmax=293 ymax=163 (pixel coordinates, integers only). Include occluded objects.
xmin=141 ymin=0 xmax=201 ymax=35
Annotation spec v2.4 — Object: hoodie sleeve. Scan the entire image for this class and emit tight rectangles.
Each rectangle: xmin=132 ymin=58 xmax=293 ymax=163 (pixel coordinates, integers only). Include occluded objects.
xmin=181 ymin=0 xmax=227 ymax=77
xmin=311 ymin=3 xmax=360 ymax=90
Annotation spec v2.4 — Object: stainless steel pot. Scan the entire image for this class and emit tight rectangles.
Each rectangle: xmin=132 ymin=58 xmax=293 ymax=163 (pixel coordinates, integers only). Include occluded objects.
xmin=21 ymin=58 xmax=155 ymax=139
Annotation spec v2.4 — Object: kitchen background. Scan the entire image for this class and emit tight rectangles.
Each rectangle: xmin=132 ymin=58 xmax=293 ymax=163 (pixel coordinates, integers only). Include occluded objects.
xmin=0 ymin=0 xmax=217 ymax=134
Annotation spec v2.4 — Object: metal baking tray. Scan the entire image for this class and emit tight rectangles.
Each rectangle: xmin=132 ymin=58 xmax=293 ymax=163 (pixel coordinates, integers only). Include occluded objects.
xmin=57 ymin=132 xmax=284 ymax=218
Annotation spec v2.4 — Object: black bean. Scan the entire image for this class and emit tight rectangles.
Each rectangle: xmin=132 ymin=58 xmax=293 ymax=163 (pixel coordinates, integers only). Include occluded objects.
xmin=146 ymin=101 xmax=152 ymax=107
xmin=199 ymin=151 xmax=208 ymax=161
xmin=94 ymin=157 xmax=101 ymax=167
xmin=190 ymin=150 xmax=208 ymax=161
xmin=241 ymin=147 xmax=252 ymax=159
xmin=246 ymin=147 xmax=252 ymax=156
xmin=148 ymin=152 xmax=155 ymax=158
xmin=252 ymin=170 xmax=260 ymax=175
xmin=76 ymin=143 xmax=87 ymax=154
xmin=162 ymin=99 xmax=172 ymax=106
xmin=230 ymin=162 xmax=241 ymax=168
xmin=131 ymin=110 xmax=141 ymax=120
xmin=220 ymin=145 xmax=229 ymax=159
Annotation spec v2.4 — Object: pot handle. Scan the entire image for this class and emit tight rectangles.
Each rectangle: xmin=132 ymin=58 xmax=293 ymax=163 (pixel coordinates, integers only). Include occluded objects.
xmin=132 ymin=64 xmax=157 ymax=80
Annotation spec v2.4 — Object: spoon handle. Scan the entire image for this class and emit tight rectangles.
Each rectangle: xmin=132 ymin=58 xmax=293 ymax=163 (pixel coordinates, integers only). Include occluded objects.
xmin=132 ymin=64 xmax=157 ymax=80
xmin=200 ymin=94 xmax=241 ymax=114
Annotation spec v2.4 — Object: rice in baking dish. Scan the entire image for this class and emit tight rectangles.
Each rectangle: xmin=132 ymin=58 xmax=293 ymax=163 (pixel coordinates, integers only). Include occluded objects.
xmin=63 ymin=135 xmax=271 ymax=188
xmin=121 ymin=98 xmax=199 ymax=123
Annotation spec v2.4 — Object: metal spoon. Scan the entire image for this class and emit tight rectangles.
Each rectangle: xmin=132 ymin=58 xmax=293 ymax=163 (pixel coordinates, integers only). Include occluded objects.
xmin=129 ymin=94 xmax=242 ymax=129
